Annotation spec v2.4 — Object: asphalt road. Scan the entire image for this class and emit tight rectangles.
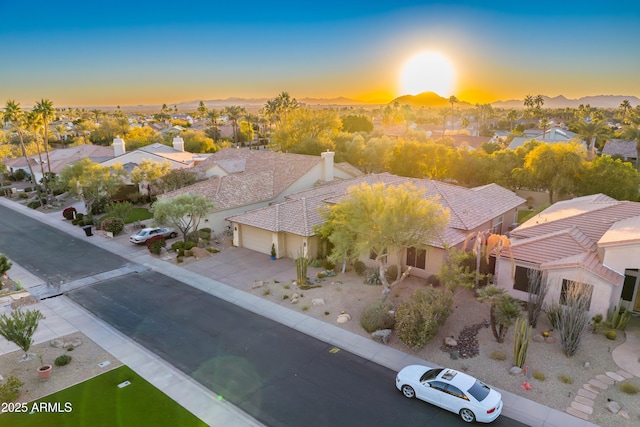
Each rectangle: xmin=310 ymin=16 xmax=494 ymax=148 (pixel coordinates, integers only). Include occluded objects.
xmin=0 ymin=204 xmax=526 ymax=426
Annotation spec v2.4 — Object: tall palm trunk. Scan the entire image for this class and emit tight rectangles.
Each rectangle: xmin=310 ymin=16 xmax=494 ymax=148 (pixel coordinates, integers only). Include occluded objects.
xmin=17 ymin=131 xmax=41 ymax=205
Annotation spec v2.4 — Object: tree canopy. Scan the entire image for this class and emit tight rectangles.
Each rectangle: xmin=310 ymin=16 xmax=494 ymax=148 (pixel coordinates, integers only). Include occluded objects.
xmin=152 ymin=193 xmax=215 ymax=242
xmin=317 ymin=182 xmax=449 ymax=296
xmin=58 ymin=158 xmax=125 ymax=213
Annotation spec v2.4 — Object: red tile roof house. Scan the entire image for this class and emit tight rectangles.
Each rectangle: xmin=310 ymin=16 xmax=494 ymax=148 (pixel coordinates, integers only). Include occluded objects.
xmin=493 ymin=194 xmax=640 ymax=317
xmin=158 ymin=148 xmax=364 ymax=236
xmin=226 ymin=172 xmax=526 ymax=278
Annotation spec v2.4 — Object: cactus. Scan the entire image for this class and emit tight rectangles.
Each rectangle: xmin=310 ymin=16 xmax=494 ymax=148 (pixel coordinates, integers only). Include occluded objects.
xmin=294 ymin=248 xmax=309 ymax=287
xmin=607 ymin=304 xmax=632 ymax=331
xmin=513 ymin=317 xmax=532 ymax=368
xmin=606 ymin=330 xmax=617 ymax=340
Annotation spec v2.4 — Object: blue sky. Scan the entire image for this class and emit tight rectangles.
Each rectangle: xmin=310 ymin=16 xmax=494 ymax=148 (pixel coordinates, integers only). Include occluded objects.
xmin=2 ymin=0 xmax=639 ymax=106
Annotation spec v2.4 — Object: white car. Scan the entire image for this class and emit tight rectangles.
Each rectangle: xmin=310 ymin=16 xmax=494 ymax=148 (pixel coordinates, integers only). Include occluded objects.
xmin=396 ymin=365 xmax=502 ymax=423
xmin=129 ymin=227 xmax=177 ymax=245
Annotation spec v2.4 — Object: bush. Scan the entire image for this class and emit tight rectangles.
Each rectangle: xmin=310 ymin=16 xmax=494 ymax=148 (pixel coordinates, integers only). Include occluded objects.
xmin=360 ymin=300 xmax=395 ymax=333
xmin=0 ymin=376 xmax=23 ymax=404
xmin=184 ymin=241 xmax=196 ymax=250
xmin=206 ymin=247 xmax=219 ymax=253
xmin=309 ymin=258 xmax=322 ymax=268
xmin=184 ymin=250 xmax=193 ymax=257
xmin=171 ymin=241 xmax=185 ymax=251
xmin=100 ymin=218 xmax=124 ymax=236
xmin=76 ymin=213 xmax=84 ymax=220
xmin=558 ymin=375 xmax=573 ymax=384
xmin=62 ymin=207 xmax=77 ymax=220
xmin=24 ymin=187 xmax=32 ymax=193
xmin=12 ymin=169 xmax=28 ymax=181
xmin=395 ymin=287 xmax=453 ymax=348
xmin=426 ymin=275 xmax=441 ymax=287
xmin=545 ymin=303 xmax=563 ymax=329
xmin=27 ymin=200 xmax=41 ymax=209
xmin=54 ymin=354 xmax=72 ymax=366
xmin=490 ymin=351 xmax=506 ymax=361
xmin=532 ymin=371 xmax=546 ymax=381
xmin=176 ymin=258 xmax=184 ymax=264
xmin=619 ymin=382 xmax=639 ymax=394
xmin=364 ymin=267 xmax=383 ymax=286
xmin=606 ymin=330 xmax=617 ymax=340
xmin=148 ymin=238 xmax=166 ymax=255
xmin=353 ymin=260 xmax=366 ymax=276
xmin=18 ymin=193 xmax=28 ymax=199
xmin=322 ymin=258 xmax=335 ymax=271
xmin=198 ymin=229 xmax=211 ymax=240
xmin=177 ymin=248 xmax=185 ymax=257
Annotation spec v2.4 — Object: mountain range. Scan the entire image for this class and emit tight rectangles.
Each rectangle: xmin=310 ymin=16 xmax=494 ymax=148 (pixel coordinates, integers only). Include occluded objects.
xmin=491 ymin=95 xmax=640 ymax=109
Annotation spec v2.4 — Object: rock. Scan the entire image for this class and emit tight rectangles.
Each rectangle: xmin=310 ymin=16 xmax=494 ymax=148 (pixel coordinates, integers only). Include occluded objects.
xmin=618 ymin=410 xmax=630 ymax=420
xmin=290 ymin=297 xmax=299 ymax=304
xmin=444 ymin=336 xmax=457 ymax=346
xmin=69 ymin=338 xmax=82 ymax=348
xmin=11 ymin=295 xmax=38 ymax=309
xmin=191 ymin=247 xmax=211 ymax=260
xmin=312 ymin=298 xmax=325 ymax=306
xmin=291 ymin=293 xmax=300 ymax=299
xmin=439 ymin=322 xmax=484 ymax=359
xmin=50 ymin=339 xmax=65 ymax=348
xmin=544 ymin=336 xmax=558 ymax=344
xmin=337 ymin=313 xmax=351 ymax=324
xmin=532 ymin=334 xmax=545 ymax=342
xmin=371 ymin=329 xmax=392 ymax=344
xmin=605 ymin=400 xmax=621 ymax=414
xmin=509 ymin=366 xmax=523 ymax=375
xmin=584 ymin=362 xmax=590 ymax=370
xmin=251 ymin=280 xmax=264 ymax=289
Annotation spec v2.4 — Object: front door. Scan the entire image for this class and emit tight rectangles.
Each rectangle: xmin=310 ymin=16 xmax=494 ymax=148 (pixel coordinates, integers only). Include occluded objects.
xmin=622 ymin=271 xmax=640 ymax=313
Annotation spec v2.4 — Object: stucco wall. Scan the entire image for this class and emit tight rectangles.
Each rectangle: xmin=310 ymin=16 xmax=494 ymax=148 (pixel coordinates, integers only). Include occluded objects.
xmin=602 ymin=244 xmax=640 ymax=276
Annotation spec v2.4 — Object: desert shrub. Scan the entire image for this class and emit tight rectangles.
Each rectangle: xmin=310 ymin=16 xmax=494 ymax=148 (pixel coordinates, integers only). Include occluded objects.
xmin=556 ymin=281 xmax=591 ymax=357
xmin=76 ymin=213 xmax=84 ymax=220
xmin=322 ymin=259 xmax=335 ymax=271
xmin=184 ymin=250 xmax=193 ymax=257
xmin=360 ymin=300 xmax=395 ymax=333
xmin=309 ymin=258 xmax=322 ymax=268
xmin=177 ymin=248 xmax=185 ymax=257
xmin=353 ymin=260 xmax=366 ymax=276
xmin=302 ymin=306 xmax=309 ymax=311
xmin=18 ymin=193 xmax=28 ymax=199
xmin=148 ymin=238 xmax=166 ymax=255
xmin=184 ymin=241 xmax=196 ymax=250
xmin=426 ymin=275 xmax=441 ymax=287
xmin=54 ymin=354 xmax=72 ymax=366
xmin=490 ymin=350 xmax=506 ymax=361
xmin=545 ymin=303 xmax=563 ymax=329
xmin=100 ymin=218 xmax=124 ymax=235
xmin=364 ymin=267 xmax=383 ymax=286
xmin=558 ymin=375 xmax=573 ymax=384
xmin=532 ymin=371 xmax=546 ymax=381
xmin=24 ymin=186 xmax=33 ymax=192
xmin=385 ymin=265 xmax=398 ymax=282
xmin=619 ymin=382 xmax=639 ymax=394
xmin=176 ymin=258 xmax=184 ymax=264
xmin=395 ymin=287 xmax=453 ymax=348
xmin=198 ymin=228 xmax=211 ymax=240
xmin=62 ymin=207 xmax=77 ymax=220
xmin=0 ymin=254 xmax=12 ymax=277
xmin=186 ymin=231 xmax=200 ymax=243
xmin=0 ymin=376 xmax=23 ymax=404
xmin=106 ymin=201 xmax=133 ymax=221
xmin=171 ymin=241 xmax=186 ymax=251
xmin=27 ymin=200 xmax=41 ymax=209
xmin=12 ymin=169 xmax=28 ymax=181
xmin=262 ymin=289 xmax=271 ymax=295
xmin=605 ymin=304 xmax=632 ymax=330
xmin=206 ymin=247 xmax=219 ymax=253
xmin=606 ymin=330 xmax=617 ymax=340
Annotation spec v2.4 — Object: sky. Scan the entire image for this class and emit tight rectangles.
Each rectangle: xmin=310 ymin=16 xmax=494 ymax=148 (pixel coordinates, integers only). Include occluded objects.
xmin=1 ymin=0 xmax=639 ymax=107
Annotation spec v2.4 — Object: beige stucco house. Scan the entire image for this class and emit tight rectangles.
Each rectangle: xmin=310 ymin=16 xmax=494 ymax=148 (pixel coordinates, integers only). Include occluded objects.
xmin=494 ymin=194 xmax=640 ymax=316
xmin=227 ymin=172 xmax=525 ymax=279
xmin=159 ymin=148 xmax=363 ymax=234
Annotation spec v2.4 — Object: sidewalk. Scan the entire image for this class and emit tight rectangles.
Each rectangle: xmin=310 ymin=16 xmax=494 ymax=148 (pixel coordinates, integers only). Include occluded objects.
xmin=0 ymin=197 xmax=604 ymax=426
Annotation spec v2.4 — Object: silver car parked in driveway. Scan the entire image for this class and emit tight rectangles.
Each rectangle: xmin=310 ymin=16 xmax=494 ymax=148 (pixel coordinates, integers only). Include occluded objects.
xmin=129 ymin=227 xmax=177 ymax=244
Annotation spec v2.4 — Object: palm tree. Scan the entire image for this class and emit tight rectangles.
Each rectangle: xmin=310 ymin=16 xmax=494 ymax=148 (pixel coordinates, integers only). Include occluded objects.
xmin=575 ymin=118 xmax=609 ymax=159
xmin=25 ymin=111 xmax=47 ymax=206
xmin=619 ymin=100 xmax=632 ymax=124
xmin=34 ymin=99 xmax=55 ymax=177
xmin=3 ymin=100 xmax=39 ymax=190
xmin=207 ymin=109 xmax=221 ymax=144
xmin=449 ymin=96 xmax=458 ymax=134
xmin=523 ymin=95 xmax=534 ymax=118
xmin=54 ymin=124 xmax=67 ymax=143
xmin=223 ymin=106 xmax=246 ymax=145
xmin=540 ymin=117 xmax=549 ymax=140
xmin=494 ymin=296 xmax=523 ymax=343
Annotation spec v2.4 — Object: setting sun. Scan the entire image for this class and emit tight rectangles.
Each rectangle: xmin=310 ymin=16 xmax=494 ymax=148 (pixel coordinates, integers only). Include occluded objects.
xmin=399 ymin=51 xmax=455 ymax=97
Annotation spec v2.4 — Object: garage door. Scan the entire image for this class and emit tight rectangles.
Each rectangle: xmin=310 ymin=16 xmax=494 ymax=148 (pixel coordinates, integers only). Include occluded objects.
xmin=240 ymin=225 xmax=273 ymax=255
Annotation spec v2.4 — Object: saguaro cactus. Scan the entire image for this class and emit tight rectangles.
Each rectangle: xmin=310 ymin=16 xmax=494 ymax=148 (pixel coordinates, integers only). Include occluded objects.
xmin=295 ymin=248 xmax=308 ymax=287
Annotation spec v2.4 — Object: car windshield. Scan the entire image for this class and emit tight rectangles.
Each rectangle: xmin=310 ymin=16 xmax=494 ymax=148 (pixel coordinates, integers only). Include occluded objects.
xmin=467 ymin=380 xmax=491 ymax=401
xmin=420 ymin=368 xmax=443 ymax=382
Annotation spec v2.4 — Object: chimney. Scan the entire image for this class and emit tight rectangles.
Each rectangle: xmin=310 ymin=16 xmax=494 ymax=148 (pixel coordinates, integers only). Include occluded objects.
xmin=321 ymin=151 xmax=334 ymax=182
xmin=113 ymin=137 xmax=126 ymax=156
xmin=173 ymin=136 xmax=185 ymax=152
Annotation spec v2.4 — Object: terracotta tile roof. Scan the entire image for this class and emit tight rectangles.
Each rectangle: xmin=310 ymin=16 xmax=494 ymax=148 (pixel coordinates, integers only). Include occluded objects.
xmin=229 ymin=173 xmax=525 ymax=248
xmin=541 ymin=252 xmax=623 ymax=285
xmin=137 ymin=143 xmax=196 ymax=164
xmin=602 ymin=139 xmax=637 ymax=159
xmin=510 ymin=227 xmax=596 ymax=264
xmin=3 ymin=145 xmax=115 ymax=174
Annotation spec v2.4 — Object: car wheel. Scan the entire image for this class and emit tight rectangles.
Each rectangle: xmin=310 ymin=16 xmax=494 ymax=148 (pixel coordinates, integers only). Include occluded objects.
xmin=401 ymin=385 xmax=415 ymax=399
xmin=459 ymin=408 xmax=476 ymax=423
xmin=169 ymin=232 xmax=177 ymax=238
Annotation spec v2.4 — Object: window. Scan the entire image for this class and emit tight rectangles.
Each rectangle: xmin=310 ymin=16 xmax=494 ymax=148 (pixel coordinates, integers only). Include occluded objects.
xmin=560 ymin=279 xmax=593 ymax=309
xmin=467 ymin=380 xmax=491 ymax=401
xmin=406 ymin=247 xmax=426 ymax=269
xmin=513 ymin=266 xmax=531 ymax=292
xmin=491 ymin=216 xmax=503 ymax=234
xmin=443 ymin=384 xmax=469 ymax=400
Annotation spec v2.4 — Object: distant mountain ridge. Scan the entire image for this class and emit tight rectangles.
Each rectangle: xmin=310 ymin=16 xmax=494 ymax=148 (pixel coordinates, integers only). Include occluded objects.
xmin=491 ymin=95 xmax=640 ymax=109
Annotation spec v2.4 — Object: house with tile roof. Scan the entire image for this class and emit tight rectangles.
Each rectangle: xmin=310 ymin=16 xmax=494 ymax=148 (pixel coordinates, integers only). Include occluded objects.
xmin=494 ymin=194 xmax=640 ymax=316
xmin=99 ymin=137 xmax=210 ymax=171
xmin=507 ymin=127 xmax=582 ymax=150
xmin=3 ymin=145 xmax=115 ymax=183
xmin=602 ymin=139 xmax=637 ymax=165
xmin=158 ymin=148 xmax=363 ymax=234
xmin=226 ymin=172 xmax=525 ymax=278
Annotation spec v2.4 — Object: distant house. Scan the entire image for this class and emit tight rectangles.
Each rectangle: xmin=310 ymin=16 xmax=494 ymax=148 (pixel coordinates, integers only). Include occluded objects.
xmin=100 ymin=137 xmax=209 ymax=171
xmin=494 ymin=194 xmax=640 ymax=316
xmin=507 ymin=127 xmax=581 ymax=150
xmin=227 ymin=172 xmax=525 ymax=277
xmin=602 ymin=139 xmax=637 ymax=164
xmin=158 ymin=148 xmax=364 ymax=233
xmin=3 ymin=145 xmax=115 ymax=183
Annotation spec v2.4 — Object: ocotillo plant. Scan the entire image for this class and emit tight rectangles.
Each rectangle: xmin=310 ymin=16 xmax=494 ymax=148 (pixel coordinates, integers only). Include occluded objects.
xmin=513 ymin=316 xmax=532 ymax=368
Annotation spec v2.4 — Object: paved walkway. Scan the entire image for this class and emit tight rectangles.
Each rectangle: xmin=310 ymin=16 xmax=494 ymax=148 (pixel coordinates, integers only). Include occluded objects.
xmin=2 ymin=197 xmax=632 ymax=426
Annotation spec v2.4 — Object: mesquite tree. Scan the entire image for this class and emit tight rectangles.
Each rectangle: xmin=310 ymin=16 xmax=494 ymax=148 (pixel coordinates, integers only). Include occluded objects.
xmin=0 ymin=309 xmax=45 ymax=361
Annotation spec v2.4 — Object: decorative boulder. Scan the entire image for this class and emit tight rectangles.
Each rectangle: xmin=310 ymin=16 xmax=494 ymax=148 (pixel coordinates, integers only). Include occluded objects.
xmin=509 ymin=366 xmax=523 ymax=375
xmin=444 ymin=336 xmax=457 ymax=347
xmin=312 ymin=298 xmax=325 ymax=306
xmin=532 ymin=334 xmax=545 ymax=342
xmin=606 ymin=400 xmax=621 ymax=414
xmin=372 ymin=329 xmax=392 ymax=344
xmin=337 ymin=313 xmax=351 ymax=324
xmin=252 ymin=280 xmax=264 ymax=289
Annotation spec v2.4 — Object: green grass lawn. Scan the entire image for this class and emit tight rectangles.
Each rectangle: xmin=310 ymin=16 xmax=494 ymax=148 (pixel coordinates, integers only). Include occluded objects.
xmin=99 ymin=208 xmax=153 ymax=225
xmin=1 ymin=366 xmax=208 ymax=427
